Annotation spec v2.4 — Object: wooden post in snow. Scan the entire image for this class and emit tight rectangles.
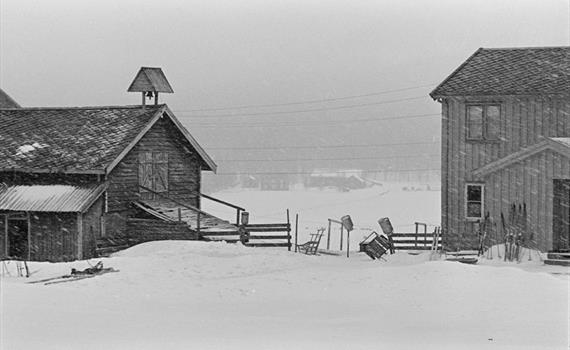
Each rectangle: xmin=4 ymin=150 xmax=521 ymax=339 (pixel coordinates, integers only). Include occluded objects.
xmin=286 ymin=209 xmax=291 ymax=252
xmin=327 ymin=219 xmax=331 ymax=250
xmin=27 ymin=212 xmax=31 ymax=261
xmin=340 ymin=225 xmax=344 ymax=251
xmin=294 ymin=213 xmax=299 ymax=253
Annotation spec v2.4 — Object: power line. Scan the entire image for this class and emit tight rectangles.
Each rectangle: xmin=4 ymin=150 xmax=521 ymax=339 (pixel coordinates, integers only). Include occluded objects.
xmin=186 ymin=113 xmax=440 ymax=128
xmin=205 ymin=140 xmax=439 ymax=151
xmin=215 ymin=154 xmax=440 ymax=162
xmin=180 ymin=83 xmax=436 ymax=112
xmin=209 ymin=168 xmax=441 ymax=176
xmin=174 ymin=95 xmax=428 ymax=118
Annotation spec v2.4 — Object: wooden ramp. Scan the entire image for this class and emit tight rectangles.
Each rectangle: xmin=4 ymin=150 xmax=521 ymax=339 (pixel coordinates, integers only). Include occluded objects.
xmin=134 ymin=200 xmax=292 ymax=249
xmin=134 ymin=200 xmax=238 ymax=232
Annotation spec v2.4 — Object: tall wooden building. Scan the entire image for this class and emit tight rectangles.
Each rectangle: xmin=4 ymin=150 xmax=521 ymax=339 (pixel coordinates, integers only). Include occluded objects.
xmin=0 ymin=68 xmax=237 ymax=261
xmin=431 ymin=47 xmax=570 ymax=252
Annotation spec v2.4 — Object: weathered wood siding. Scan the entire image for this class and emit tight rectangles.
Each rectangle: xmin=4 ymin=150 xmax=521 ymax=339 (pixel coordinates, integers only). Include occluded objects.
xmin=81 ymin=196 xmax=104 ymax=259
xmin=106 ymin=116 xmax=202 ymax=233
xmin=29 ymin=212 xmax=78 ymax=262
xmin=0 ymin=215 xmax=5 ymax=259
xmin=442 ymin=96 xmax=570 ymax=250
xmin=126 ymin=218 xmax=198 ymax=242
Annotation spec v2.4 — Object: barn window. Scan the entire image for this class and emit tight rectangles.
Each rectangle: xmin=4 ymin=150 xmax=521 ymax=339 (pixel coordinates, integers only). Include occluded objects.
xmin=466 ymin=184 xmax=484 ymax=219
xmin=467 ymin=104 xmax=500 ymax=141
xmin=139 ymin=152 xmax=168 ymax=199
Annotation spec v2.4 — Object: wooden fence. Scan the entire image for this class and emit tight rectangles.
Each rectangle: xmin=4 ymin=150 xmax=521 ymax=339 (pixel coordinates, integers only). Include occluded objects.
xmin=391 ymin=225 xmax=442 ymax=251
xmin=200 ymin=223 xmax=292 ymax=249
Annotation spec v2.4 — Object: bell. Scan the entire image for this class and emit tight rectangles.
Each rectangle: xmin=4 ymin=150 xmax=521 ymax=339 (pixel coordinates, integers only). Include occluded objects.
xmin=145 ymin=91 xmax=154 ymax=99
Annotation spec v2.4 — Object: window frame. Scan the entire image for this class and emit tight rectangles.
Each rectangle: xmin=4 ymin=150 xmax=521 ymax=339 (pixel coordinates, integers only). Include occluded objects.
xmin=465 ymin=103 xmax=501 ymax=142
xmin=465 ymin=183 xmax=485 ymax=220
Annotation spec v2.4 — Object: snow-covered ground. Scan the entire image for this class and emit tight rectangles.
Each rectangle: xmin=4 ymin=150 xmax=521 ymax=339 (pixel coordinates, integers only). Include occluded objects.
xmin=1 ymin=184 xmax=569 ymax=349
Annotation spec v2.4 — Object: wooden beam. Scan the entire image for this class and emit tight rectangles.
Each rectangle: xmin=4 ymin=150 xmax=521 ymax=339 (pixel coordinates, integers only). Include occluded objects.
xmin=200 ymin=193 xmax=246 ymax=211
xmin=248 ymin=235 xmax=291 ymax=240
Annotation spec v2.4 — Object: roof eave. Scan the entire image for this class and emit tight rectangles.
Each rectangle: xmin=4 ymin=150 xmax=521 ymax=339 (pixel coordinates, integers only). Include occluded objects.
xmin=162 ymin=106 xmax=218 ymax=173
xmin=473 ymin=138 xmax=570 ymax=177
xmin=105 ymin=106 xmax=166 ymax=175
xmin=430 ymin=48 xmax=484 ymax=100
xmin=0 ymin=167 xmax=105 ymax=175
xmin=78 ymin=183 xmax=109 ymax=213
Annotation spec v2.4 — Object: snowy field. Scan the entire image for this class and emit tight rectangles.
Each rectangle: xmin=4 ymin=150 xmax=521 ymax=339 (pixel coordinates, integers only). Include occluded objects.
xmin=1 ymin=184 xmax=569 ymax=350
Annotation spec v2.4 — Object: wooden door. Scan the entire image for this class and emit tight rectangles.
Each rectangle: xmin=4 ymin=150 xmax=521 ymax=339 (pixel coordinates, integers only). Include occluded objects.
xmin=139 ymin=152 xmax=169 ymax=200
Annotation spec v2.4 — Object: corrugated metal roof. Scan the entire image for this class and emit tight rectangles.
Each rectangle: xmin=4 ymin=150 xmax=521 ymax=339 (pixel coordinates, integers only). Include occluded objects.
xmin=127 ymin=67 xmax=174 ymax=93
xmin=0 ymin=183 xmax=106 ymax=212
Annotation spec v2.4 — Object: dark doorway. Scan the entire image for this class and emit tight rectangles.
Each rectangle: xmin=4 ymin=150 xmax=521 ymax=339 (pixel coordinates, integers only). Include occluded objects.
xmin=7 ymin=215 xmax=28 ymax=259
xmin=553 ymin=180 xmax=570 ymax=251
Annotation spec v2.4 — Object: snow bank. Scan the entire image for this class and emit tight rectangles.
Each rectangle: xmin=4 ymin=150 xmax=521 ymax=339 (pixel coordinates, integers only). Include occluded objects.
xmin=2 ymin=241 xmax=568 ymax=350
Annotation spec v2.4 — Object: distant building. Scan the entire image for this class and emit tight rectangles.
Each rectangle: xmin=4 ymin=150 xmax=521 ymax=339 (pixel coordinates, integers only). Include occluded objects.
xmin=306 ymin=169 xmax=368 ymax=190
xmin=431 ymin=47 xmax=570 ymax=252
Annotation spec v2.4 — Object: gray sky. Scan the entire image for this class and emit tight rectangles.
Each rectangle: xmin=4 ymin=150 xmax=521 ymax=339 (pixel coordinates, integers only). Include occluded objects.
xmin=1 ymin=0 xmax=568 ymax=107
xmin=1 ymin=0 xmax=569 ymax=177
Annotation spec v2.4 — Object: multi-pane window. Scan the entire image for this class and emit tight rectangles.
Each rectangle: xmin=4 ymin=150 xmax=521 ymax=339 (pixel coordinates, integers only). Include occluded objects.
xmin=139 ymin=152 xmax=168 ymax=200
xmin=466 ymin=184 xmax=484 ymax=219
xmin=467 ymin=104 xmax=500 ymax=141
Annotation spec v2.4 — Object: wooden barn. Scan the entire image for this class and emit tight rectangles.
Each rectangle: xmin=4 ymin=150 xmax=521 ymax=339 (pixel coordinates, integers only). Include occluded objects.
xmin=0 ymin=68 xmax=246 ymax=261
xmin=431 ymin=47 xmax=570 ymax=252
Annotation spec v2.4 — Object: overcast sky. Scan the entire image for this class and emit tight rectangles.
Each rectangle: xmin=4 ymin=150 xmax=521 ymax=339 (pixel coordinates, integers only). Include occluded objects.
xmin=1 ymin=0 xmax=569 ymax=177
xmin=1 ymin=0 xmax=568 ymax=108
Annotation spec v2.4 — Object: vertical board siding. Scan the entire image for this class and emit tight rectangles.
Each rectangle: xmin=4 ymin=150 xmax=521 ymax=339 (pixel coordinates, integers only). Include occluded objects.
xmin=82 ymin=196 xmax=104 ymax=259
xmin=444 ymin=96 xmax=570 ymax=251
xmin=0 ymin=215 xmax=5 ymax=258
xmin=30 ymin=213 xmax=77 ymax=262
xmin=107 ymin=116 xmax=202 ymax=215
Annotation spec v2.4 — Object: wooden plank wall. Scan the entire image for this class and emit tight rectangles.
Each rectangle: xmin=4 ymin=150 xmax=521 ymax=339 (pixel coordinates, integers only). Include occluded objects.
xmin=29 ymin=213 xmax=78 ymax=262
xmin=82 ymin=197 xmax=104 ymax=259
xmin=0 ymin=215 xmax=5 ymax=259
xmin=107 ymin=116 xmax=202 ymax=215
xmin=126 ymin=218 xmax=198 ymax=243
xmin=442 ymin=96 xmax=570 ymax=250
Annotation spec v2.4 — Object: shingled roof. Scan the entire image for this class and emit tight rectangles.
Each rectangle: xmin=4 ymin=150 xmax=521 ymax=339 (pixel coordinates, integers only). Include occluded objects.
xmin=430 ymin=47 xmax=570 ymax=98
xmin=0 ymin=105 xmax=216 ymax=174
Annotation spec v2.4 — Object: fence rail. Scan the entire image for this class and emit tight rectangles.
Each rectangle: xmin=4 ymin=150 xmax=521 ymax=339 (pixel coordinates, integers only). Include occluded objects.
xmin=390 ymin=226 xmax=442 ymax=251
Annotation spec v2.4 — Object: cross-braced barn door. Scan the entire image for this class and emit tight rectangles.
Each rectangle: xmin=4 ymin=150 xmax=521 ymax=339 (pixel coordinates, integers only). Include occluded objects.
xmin=139 ymin=152 xmax=169 ymax=200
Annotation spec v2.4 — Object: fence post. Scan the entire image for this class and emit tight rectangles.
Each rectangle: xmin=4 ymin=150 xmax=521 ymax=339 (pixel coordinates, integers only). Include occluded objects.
xmin=286 ymin=209 xmax=291 ymax=252
xmin=327 ymin=219 xmax=331 ymax=250
xmin=415 ymin=223 xmax=418 ymax=249
xmin=347 ymin=230 xmax=350 ymax=258
xmin=340 ymin=225 xmax=344 ymax=251
xmin=424 ymin=224 xmax=427 ymax=248
xmin=294 ymin=213 xmax=298 ymax=253
xmin=178 ymin=208 xmax=182 ymax=222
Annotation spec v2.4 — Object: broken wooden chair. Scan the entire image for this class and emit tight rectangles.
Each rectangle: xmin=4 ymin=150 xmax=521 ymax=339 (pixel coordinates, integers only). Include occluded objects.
xmin=359 ymin=231 xmax=392 ymax=260
xmin=296 ymin=228 xmax=325 ymax=255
